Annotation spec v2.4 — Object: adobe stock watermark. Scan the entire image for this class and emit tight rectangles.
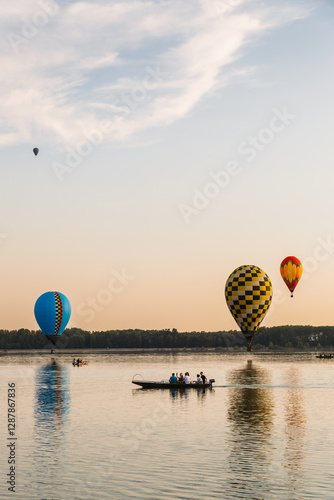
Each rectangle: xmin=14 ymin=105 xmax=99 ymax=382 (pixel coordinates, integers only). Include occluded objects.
xmin=268 ymin=235 xmax=334 ymax=317
xmin=178 ymin=106 xmax=296 ymax=224
xmin=76 ymin=268 xmax=135 ymax=323
xmin=7 ymin=0 xmax=60 ymax=54
xmin=52 ymin=65 xmax=167 ymax=183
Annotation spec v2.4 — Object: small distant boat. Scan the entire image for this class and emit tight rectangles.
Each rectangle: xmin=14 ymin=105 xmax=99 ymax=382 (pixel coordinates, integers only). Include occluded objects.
xmin=316 ymin=353 xmax=333 ymax=359
xmin=132 ymin=375 xmax=215 ymax=389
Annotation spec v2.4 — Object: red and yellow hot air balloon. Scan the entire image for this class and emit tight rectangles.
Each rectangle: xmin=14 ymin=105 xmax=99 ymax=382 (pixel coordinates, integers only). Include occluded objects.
xmin=280 ymin=256 xmax=302 ymax=297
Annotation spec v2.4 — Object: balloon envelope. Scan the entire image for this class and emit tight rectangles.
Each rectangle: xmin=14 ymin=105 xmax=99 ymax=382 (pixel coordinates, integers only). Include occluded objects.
xmin=34 ymin=292 xmax=71 ymax=345
xmin=33 ymin=148 xmax=39 ymax=156
xmin=280 ymin=256 xmax=302 ymax=297
xmin=225 ymin=265 xmax=273 ymax=349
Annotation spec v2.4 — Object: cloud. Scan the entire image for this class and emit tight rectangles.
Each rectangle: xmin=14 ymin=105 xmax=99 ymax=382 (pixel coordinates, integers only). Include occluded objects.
xmin=0 ymin=0 xmax=312 ymax=148
xmin=78 ymin=53 xmax=120 ymax=70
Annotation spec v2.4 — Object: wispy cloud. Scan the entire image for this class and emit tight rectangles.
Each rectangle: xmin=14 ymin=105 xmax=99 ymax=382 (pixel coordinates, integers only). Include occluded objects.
xmin=0 ymin=0 xmax=312 ymax=148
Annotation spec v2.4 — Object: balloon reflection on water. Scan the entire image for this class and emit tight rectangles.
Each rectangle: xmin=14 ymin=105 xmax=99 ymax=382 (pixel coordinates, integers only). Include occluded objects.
xmin=225 ymin=360 xmax=275 ymax=497
xmin=283 ymin=367 xmax=306 ymax=478
xmin=32 ymin=360 xmax=70 ymax=491
xmin=227 ymin=360 xmax=274 ymax=435
xmin=35 ymin=359 xmax=70 ymax=427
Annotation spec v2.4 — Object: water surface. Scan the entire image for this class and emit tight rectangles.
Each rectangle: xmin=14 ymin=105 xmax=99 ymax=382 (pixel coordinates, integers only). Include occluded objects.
xmin=1 ymin=352 xmax=333 ymax=499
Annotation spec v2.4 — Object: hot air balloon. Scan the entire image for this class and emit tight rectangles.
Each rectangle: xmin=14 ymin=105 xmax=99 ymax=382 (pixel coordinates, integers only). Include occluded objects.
xmin=225 ymin=265 xmax=273 ymax=351
xmin=34 ymin=292 xmax=71 ymax=346
xmin=33 ymin=148 xmax=39 ymax=156
xmin=280 ymin=256 xmax=302 ymax=297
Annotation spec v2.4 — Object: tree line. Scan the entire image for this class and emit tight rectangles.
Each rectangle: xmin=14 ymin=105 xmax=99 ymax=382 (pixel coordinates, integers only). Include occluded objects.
xmin=0 ymin=325 xmax=333 ymax=350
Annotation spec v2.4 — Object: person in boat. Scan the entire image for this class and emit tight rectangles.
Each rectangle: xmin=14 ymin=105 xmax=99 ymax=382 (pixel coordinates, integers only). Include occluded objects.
xmin=169 ymin=373 xmax=178 ymax=384
xmin=183 ymin=372 xmax=191 ymax=384
xmin=72 ymin=358 xmax=77 ymax=366
xmin=200 ymin=372 xmax=207 ymax=384
xmin=178 ymin=372 xmax=184 ymax=383
xmin=196 ymin=374 xmax=203 ymax=384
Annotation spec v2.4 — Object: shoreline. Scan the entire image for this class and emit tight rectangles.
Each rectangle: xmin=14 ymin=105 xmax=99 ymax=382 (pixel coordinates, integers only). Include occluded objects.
xmin=0 ymin=347 xmax=320 ymax=356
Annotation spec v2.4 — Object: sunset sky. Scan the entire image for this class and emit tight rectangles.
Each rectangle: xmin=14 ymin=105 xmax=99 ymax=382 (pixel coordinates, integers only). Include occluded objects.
xmin=1 ymin=0 xmax=334 ymax=332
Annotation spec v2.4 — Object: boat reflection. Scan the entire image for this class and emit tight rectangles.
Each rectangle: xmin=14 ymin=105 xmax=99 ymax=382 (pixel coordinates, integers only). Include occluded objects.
xmin=132 ymin=385 xmax=211 ymax=404
xmin=225 ymin=360 xmax=274 ymax=498
xmin=169 ymin=386 xmax=212 ymax=401
xmin=170 ymin=387 xmax=190 ymax=400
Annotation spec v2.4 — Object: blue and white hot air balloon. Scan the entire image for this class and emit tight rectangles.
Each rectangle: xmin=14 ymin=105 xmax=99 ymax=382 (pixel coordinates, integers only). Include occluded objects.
xmin=34 ymin=292 xmax=71 ymax=345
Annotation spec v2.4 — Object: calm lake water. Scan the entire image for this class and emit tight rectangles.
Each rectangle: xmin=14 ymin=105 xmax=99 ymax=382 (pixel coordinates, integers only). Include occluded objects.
xmin=1 ymin=352 xmax=334 ymax=499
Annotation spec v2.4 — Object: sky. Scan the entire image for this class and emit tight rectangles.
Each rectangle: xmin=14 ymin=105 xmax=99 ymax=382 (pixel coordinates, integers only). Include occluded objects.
xmin=1 ymin=0 xmax=334 ymax=333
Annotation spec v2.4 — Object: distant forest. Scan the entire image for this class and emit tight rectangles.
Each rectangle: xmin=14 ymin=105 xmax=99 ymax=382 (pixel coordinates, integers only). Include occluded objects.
xmin=0 ymin=326 xmax=333 ymax=350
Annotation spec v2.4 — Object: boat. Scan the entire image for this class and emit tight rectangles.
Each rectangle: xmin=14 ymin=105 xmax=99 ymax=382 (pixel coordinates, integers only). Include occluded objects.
xmin=132 ymin=375 xmax=215 ymax=389
xmin=316 ymin=353 xmax=333 ymax=359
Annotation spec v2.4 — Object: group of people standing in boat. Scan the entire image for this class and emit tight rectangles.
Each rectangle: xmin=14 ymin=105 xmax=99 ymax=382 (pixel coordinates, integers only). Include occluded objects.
xmin=169 ymin=371 xmax=207 ymax=384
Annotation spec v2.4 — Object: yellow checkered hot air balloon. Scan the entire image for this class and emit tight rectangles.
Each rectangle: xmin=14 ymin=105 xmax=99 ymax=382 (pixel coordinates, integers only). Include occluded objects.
xmin=225 ymin=265 xmax=273 ymax=351
xmin=280 ymin=256 xmax=302 ymax=297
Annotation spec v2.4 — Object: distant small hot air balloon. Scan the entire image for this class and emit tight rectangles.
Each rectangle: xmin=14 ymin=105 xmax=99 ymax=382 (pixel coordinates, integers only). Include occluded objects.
xmin=33 ymin=148 xmax=39 ymax=156
xmin=34 ymin=292 xmax=71 ymax=346
xmin=225 ymin=265 xmax=273 ymax=351
xmin=280 ymin=256 xmax=302 ymax=297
